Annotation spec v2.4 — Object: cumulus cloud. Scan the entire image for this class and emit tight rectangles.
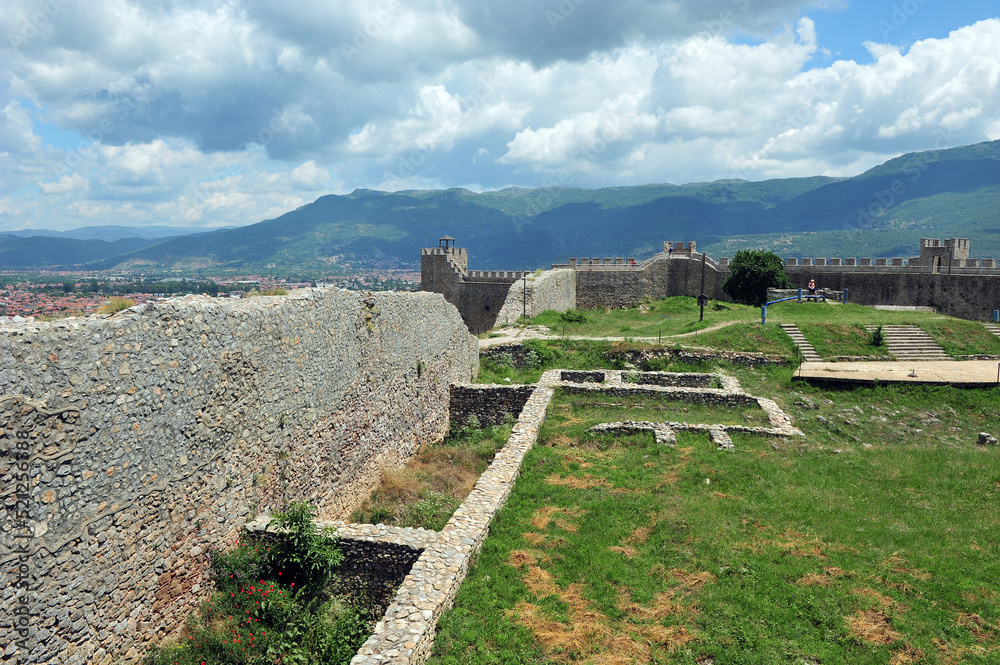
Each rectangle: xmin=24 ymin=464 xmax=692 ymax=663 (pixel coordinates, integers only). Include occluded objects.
xmin=0 ymin=0 xmax=998 ymax=232
xmin=38 ymin=172 xmax=89 ymax=194
xmin=0 ymin=100 xmax=41 ymax=155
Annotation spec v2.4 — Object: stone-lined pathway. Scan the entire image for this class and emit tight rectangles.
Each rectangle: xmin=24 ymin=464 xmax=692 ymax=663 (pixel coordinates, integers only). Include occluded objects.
xmin=348 ymin=375 xmax=557 ymax=664
xmin=779 ymin=323 xmax=821 ymax=361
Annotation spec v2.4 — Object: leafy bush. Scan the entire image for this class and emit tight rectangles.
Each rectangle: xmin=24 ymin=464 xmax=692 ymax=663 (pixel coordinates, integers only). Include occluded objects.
xmin=266 ymin=502 xmax=343 ymax=594
xmin=209 ymin=539 xmax=271 ymax=595
xmin=722 ymin=250 xmax=793 ymax=306
xmin=560 ymin=309 xmax=588 ymax=323
xmin=870 ymin=324 xmax=885 ymax=347
xmin=145 ymin=504 xmax=366 ymax=665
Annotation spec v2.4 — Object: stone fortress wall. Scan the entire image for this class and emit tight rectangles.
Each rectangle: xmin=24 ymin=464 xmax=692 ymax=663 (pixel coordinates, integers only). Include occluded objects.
xmin=423 ymin=237 xmax=1000 ymax=324
xmin=782 ymin=238 xmax=1000 ymax=320
xmin=420 ymin=239 xmax=575 ymax=333
xmin=0 ymin=288 xmax=478 ymax=664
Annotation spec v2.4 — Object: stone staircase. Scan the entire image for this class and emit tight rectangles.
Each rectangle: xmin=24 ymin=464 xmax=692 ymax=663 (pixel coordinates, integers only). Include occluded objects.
xmin=984 ymin=323 xmax=1000 ymax=339
xmin=779 ymin=324 xmax=821 ymax=362
xmin=867 ymin=325 xmax=950 ymax=361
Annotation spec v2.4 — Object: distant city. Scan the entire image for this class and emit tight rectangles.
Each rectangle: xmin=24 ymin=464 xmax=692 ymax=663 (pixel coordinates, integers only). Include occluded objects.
xmin=0 ymin=272 xmax=420 ymax=320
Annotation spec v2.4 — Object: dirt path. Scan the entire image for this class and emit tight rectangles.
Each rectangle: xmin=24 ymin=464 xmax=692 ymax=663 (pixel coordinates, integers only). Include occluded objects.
xmin=478 ymin=319 xmax=744 ymax=349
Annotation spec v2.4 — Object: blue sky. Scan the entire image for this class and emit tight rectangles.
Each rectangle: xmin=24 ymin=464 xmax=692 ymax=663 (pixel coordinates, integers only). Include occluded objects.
xmin=1 ymin=0 xmax=998 ymax=232
xmin=808 ymin=1 xmax=1000 ymax=64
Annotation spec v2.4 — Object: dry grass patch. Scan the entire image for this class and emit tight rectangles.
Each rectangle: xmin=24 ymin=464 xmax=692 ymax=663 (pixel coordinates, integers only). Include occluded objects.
xmin=932 ymin=638 xmax=1000 ymax=665
xmin=545 ymin=473 xmax=612 ymax=490
xmin=624 ymin=527 xmax=651 ymax=545
xmin=530 ymin=506 xmax=587 ymax=531
xmin=889 ymin=645 xmax=925 ymax=664
xmin=522 ymin=532 xmax=567 ymax=549
xmin=846 ymin=609 xmax=902 ymax=645
xmin=798 ymin=566 xmax=852 ymax=587
xmin=797 ymin=573 xmax=833 ymax=587
xmin=882 ymin=552 xmax=931 ymax=581
xmin=852 ymin=587 xmax=907 ymax=613
xmin=669 ymin=569 xmax=715 ymax=592
xmin=547 ymin=433 xmax=577 ymax=448
xmin=607 ymin=545 xmax=639 ymax=558
xmin=956 ymin=612 xmax=995 ymax=641
xmin=507 ymin=577 xmax=652 ymax=664
xmin=616 ymin=587 xmax=684 ymax=621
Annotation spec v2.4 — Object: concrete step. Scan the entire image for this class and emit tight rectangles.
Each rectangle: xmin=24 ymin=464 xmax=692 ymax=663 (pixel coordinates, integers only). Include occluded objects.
xmin=779 ymin=323 xmax=821 ymax=361
xmin=985 ymin=323 xmax=1000 ymax=338
xmin=866 ymin=325 xmax=950 ymax=361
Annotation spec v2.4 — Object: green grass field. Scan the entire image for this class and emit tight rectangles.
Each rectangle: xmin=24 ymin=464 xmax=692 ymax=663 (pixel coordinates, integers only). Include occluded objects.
xmin=502 ymin=297 xmax=1000 ymax=361
xmin=430 ymin=313 xmax=1000 ymax=664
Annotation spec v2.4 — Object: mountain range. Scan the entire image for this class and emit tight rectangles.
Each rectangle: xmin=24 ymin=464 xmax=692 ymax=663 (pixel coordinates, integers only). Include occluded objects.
xmin=3 ymin=140 xmax=1000 ymax=274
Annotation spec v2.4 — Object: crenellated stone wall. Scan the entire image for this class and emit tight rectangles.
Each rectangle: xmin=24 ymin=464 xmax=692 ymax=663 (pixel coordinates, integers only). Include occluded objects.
xmin=420 ymin=246 xmax=575 ymax=333
xmin=0 ymin=288 xmax=477 ymax=665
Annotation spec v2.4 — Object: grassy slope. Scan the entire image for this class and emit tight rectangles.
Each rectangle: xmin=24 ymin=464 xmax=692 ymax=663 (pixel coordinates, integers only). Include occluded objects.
xmin=517 ymin=296 xmax=999 ymax=362
xmin=431 ymin=363 xmax=1000 ymax=665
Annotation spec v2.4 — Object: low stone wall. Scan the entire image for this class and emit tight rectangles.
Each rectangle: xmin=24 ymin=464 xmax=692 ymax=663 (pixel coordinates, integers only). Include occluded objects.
xmin=0 ymin=288 xmax=477 ymax=664
xmin=561 ymin=384 xmax=761 ymax=408
xmin=481 ymin=343 xmax=537 ymax=368
xmin=607 ymin=347 xmax=790 ymax=368
xmin=623 ymin=371 xmax=718 ymax=388
xmin=560 ymin=370 xmax=606 ymax=383
xmin=448 ymin=385 xmax=535 ymax=428
xmin=351 ymin=381 xmax=557 ymax=664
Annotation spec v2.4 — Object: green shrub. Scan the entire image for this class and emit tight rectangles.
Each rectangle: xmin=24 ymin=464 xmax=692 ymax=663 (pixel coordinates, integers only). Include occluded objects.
xmin=209 ymin=539 xmax=271 ymax=595
xmin=267 ymin=502 xmax=343 ymax=594
xmin=97 ymin=296 xmax=136 ymax=314
xmin=560 ymin=309 xmax=587 ymax=323
xmin=870 ymin=324 xmax=885 ymax=347
xmin=248 ymin=288 xmax=289 ymax=297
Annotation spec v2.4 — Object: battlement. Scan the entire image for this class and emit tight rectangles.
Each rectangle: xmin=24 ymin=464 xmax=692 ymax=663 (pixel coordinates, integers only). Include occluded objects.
xmin=421 ymin=246 xmax=468 ymax=257
xmin=785 ymin=237 xmax=996 ymax=271
xmin=665 ymin=240 xmax=696 ymax=253
xmin=466 ymin=270 xmax=530 ymax=282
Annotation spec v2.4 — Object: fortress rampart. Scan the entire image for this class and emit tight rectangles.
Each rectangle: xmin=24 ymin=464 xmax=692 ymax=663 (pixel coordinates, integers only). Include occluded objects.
xmin=423 ymin=237 xmax=1000 ymax=323
xmin=421 ymin=242 xmax=575 ymax=333
xmin=0 ymin=288 xmax=477 ymax=664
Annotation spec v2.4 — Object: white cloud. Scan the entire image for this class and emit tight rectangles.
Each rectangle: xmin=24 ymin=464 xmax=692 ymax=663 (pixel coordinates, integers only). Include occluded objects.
xmin=0 ymin=100 xmax=41 ymax=155
xmin=38 ymin=172 xmax=89 ymax=194
xmin=290 ymin=160 xmax=330 ymax=190
xmin=0 ymin=1 xmax=999 ymax=232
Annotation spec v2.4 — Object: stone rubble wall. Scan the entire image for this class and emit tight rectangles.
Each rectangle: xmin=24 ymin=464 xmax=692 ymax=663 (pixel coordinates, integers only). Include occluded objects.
xmin=0 ymin=288 xmax=477 ymax=665
xmin=556 ymin=370 xmax=802 ymax=436
xmin=494 ymin=269 xmax=576 ymax=327
xmin=448 ymin=385 xmax=535 ymax=428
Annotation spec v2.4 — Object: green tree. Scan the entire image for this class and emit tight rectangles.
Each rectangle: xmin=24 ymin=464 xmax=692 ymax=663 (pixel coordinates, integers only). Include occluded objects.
xmin=722 ymin=250 xmax=793 ymax=306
